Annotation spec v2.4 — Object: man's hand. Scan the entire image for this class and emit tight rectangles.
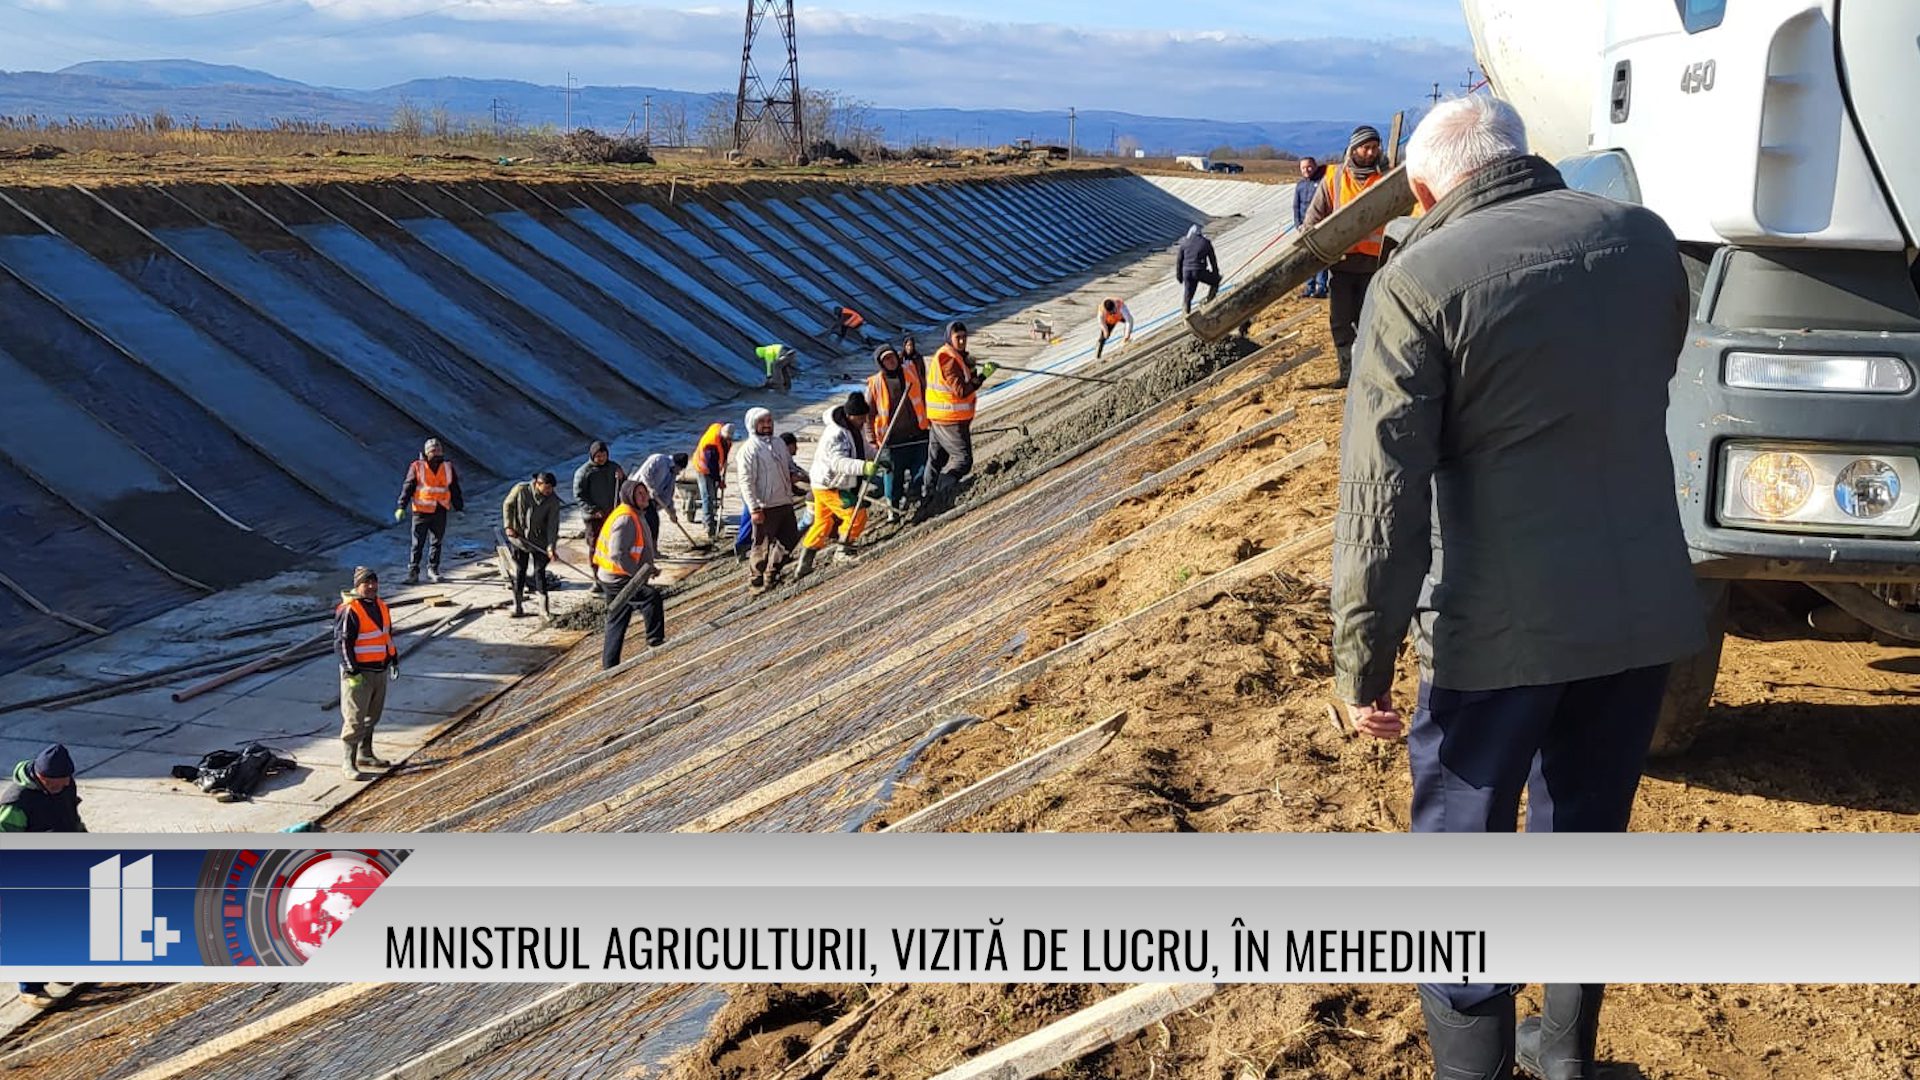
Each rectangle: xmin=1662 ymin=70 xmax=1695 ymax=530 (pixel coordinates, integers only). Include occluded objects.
xmin=978 ymin=362 xmax=998 ymax=379
xmin=547 ymin=547 xmax=558 ymax=560
xmin=1346 ymin=695 xmax=1406 ymax=740
xmin=393 ymin=507 xmax=405 ymax=523
xmin=750 ymin=508 xmax=765 ymax=526
xmin=504 ymin=527 xmax=520 ymax=540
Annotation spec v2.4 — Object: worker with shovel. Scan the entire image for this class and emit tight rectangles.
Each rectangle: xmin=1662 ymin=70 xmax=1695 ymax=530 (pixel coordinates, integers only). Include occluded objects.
xmin=501 ymin=471 xmax=562 ymax=619
xmin=922 ymin=321 xmax=994 ymax=512
xmin=691 ymin=422 xmax=736 ymax=541
xmin=739 ymin=408 xmax=804 ymax=591
xmin=334 ymin=566 xmax=398 ymax=781
xmin=594 ymin=480 xmax=665 ymax=668
xmin=635 ymin=450 xmax=691 ymax=547
xmin=796 ymin=393 xmax=886 ymax=579
xmin=1093 ymin=297 xmax=1134 ymax=360
xmin=756 ymin=344 xmax=798 ymax=393
xmin=866 ymin=343 xmax=928 ymax=519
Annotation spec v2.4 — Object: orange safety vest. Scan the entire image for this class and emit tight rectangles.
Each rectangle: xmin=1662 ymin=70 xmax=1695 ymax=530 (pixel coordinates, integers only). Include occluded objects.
xmin=1099 ymin=299 xmax=1129 ymax=329
xmin=924 ymin=344 xmax=977 ymax=425
xmin=865 ymin=365 xmax=928 ymax=444
xmin=340 ymin=598 xmax=395 ymax=666
xmin=838 ymin=307 xmax=865 ymax=329
xmin=693 ymin=423 xmax=731 ymax=476
xmin=408 ymin=459 xmax=455 ymax=515
xmin=1323 ymin=164 xmax=1386 ymax=257
xmin=591 ymin=503 xmax=647 ymax=577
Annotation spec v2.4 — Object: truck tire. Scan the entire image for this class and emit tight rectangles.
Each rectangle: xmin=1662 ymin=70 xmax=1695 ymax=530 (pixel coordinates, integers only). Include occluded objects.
xmin=1647 ymin=579 xmax=1731 ymax=757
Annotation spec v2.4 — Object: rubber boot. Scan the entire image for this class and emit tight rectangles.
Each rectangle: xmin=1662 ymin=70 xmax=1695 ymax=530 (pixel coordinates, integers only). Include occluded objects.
xmin=1418 ymin=985 xmax=1515 ymax=1080
xmin=1517 ymin=984 xmax=1604 ymax=1080
xmin=356 ymin=734 xmax=391 ymax=769
xmin=541 ymin=592 xmax=553 ymax=619
xmin=1307 ymin=344 xmax=1352 ymax=390
xmin=794 ymin=547 xmax=818 ymax=580
xmin=837 ymin=540 xmax=861 ymax=561
xmin=511 ymin=595 xmax=527 ymax=618
xmin=341 ymin=740 xmax=368 ymax=782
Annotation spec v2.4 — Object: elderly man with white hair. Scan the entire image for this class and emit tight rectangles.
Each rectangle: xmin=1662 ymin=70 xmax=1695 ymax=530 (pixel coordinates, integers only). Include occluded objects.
xmin=1327 ymin=95 xmax=1706 ymax=1080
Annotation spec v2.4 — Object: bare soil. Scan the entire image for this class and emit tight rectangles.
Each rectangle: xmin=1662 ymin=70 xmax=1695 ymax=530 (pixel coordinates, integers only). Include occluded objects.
xmin=695 ymin=296 xmax=1920 ymax=1079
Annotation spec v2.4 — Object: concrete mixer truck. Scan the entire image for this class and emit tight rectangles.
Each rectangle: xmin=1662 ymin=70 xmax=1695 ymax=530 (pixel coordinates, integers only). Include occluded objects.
xmin=1195 ymin=0 xmax=1920 ymax=753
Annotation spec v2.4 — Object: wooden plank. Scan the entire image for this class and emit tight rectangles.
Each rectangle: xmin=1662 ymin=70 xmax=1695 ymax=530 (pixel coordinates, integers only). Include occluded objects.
xmin=771 ymin=986 xmax=904 ymax=1080
xmin=881 ymin=712 xmax=1126 ymax=833
xmin=930 ymin=983 xmax=1217 ymax=1080
xmin=368 ymin=983 xmax=615 ymax=1080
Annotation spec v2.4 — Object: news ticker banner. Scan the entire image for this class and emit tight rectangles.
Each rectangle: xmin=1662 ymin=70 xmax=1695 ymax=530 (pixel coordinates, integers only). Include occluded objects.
xmin=0 ymin=834 xmax=1913 ymax=984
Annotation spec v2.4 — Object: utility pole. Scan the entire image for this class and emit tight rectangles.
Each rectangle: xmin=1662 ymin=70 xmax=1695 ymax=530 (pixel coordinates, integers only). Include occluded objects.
xmin=564 ymin=71 xmax=577 ymax=134
xmin=1067 ymin=106 xmax=1075 ymax=163
xmin=643 ymin=94 xmax=652 ymax=144
xmin=490 ymin=97 xmax=503 ymax=142
xmin=1429 ymin=82 xmax=1443 ymax=105
xmin=1461 ymin=67 xmax=1481 ymax=94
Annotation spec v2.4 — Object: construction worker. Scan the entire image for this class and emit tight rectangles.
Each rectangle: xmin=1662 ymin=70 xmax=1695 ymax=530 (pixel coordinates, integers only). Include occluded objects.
xmin=865 ymin=343 xmax=928 ymax=516
xmin=573 ymin=440 xmax=625 ymax=549
xmin=1175 ymin=226 xmax=1221 ymax=313
xmin=3 ymin=743 xmax=82 ymax=1008
xmin=1302 ymin=125 xmax=1388 ymax=388
xmin=1293 ymin=156 xmax=1331 ymax=299
xmin=922 ymin=321 xmax=994 ymax=509
xmin=396 ymin=438 xmax=462 ymax=584
xmin=1093 ymin=297 xmax=1134 ymax=360
xmin=830 ymin=304 xmax=867 ymax=344
xmin=734 ymin=433 xmax=806 ymax=563
xmin=1332 ymin=97 xmax=1704 ymax=1080
xmin=593 ymin=480 xmax=665 ymax=668
xmin=334 ymin=566 xmax=398 ymax=781
xmin=796 ymin=393 xmax=887 ymax=579
xmin=739 ymin=409 xmax=805 ymax=591
xmin=691 ymin=422 xmax=736 ymax=541
xmin=756 ymin=343 xmax=798 ymax=393
xmin=634 ymin=450 xmax=689 ymax=544
xmin=502 ymin=471 xmax=561 ymax=619
xmin=900 ymin=331 xmax=928 ymax=386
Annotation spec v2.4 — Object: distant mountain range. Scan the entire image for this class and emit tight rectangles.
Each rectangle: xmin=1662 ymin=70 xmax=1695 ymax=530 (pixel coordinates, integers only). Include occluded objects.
xmin=0 ymin=59 xmax=1362 ymax=156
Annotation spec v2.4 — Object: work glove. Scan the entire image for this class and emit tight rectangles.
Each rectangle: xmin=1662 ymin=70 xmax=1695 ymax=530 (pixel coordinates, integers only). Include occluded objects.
xmin=393 ymin=507 xmax=405 ymax=523
xmin=346 ymin=673 xmax=365 ymax=688
xmin=978 ymin=362 xmax=998 ymax=379
xmin=388 ymin=660 xmax=401 ymax=681
xmin=862 ymin=460 xmax=885 ymax=478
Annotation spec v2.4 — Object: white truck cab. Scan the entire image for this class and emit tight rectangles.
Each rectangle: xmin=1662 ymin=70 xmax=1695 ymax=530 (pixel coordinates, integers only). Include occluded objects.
xmin=1464 ymin=0 xmax=1920 ymax=750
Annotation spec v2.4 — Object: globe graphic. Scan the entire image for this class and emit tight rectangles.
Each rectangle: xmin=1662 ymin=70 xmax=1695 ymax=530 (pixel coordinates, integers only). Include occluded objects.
xmin=281 ymin=856 xmax=388 ymax=960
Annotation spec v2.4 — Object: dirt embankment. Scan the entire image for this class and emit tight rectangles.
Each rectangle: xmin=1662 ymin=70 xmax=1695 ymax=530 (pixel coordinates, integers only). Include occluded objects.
xmin=687 ymin=296 xmax=1920 ymax=1080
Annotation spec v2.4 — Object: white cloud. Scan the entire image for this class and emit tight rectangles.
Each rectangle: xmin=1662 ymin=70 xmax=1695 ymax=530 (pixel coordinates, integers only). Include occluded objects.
xmin=0 ymin=0 xmax=1474 ymax=121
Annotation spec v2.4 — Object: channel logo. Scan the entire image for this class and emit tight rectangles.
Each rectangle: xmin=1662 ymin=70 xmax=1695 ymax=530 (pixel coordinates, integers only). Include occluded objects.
xmin=1 ymin=848 xmax=410 ymax=968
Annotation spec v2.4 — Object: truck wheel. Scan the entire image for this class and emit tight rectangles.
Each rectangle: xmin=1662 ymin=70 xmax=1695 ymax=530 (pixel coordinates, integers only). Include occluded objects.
xmin=1647 ymin=579 xmax=1731 ymax=757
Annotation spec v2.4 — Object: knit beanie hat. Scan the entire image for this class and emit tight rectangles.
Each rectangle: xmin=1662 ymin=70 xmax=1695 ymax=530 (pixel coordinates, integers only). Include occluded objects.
xmin=33 ymin=744 xmax=74 ymax=780
xmin=844 ymin=392 xmax=871 ymax=417
xmin=353 ymin=565 xmax=378 ymax=586
xmin=1348 ymin=125 xmax=1382 ymax=156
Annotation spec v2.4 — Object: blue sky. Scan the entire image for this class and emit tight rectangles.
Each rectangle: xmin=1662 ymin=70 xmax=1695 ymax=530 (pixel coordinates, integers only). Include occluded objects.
xmin=0 ymin=0 xmax=1475 ymax=121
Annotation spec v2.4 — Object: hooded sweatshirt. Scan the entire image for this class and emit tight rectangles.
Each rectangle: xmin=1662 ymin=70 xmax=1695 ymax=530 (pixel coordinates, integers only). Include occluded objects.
xmin=573 ymin=441 xmax=626 ymax=514
xmin=736 ymin=407 xmax=798 ymax=512
xmin=810 ymin=402 xmax=872 ymax=491
xmin=634 ymin=453 xmax=682 ymax=523
xmin=1175 ymin=225 xmax=1218 ymax=281
xmin=594 ymin=480 xmax=658 ymax=587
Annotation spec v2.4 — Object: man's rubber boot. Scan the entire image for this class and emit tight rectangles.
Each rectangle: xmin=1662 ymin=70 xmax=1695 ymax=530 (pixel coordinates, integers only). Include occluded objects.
xmin=511 ymin=596 xmax=527 ymax=618
xmin=341 ymin=740 xmax=368 ymax=782
xmin=541 ymin=592 xmax=553 ymax=619
xmin=403 ymin=569 xmax=419 ymax=585
xmin=1306 ymin=344 xmax=1352 ymax=390
xmin=1418 ymin=985 xmax=1515 ymax=1080
xmin=1517 ymin=984 xmax=1604 ymax=1080
xmin=356 ymin=735 xmax=391 ymax=770
xmin=837 ymin=541 xmax=861 ymax=561
xmin=794 ymin=547 xmax=817 ymax=580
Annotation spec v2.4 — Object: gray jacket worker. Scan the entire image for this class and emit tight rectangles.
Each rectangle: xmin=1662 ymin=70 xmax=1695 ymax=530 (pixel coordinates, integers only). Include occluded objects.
xmin=737 ymin=407 xmax=801 ymax=591
xmin=573 ymin=440 xmax=625 ymax=545
xmin=1328 ymin=96 xmax=1704 ymax=1080
xmin=335 ymin=566 xmax=399 ymax=780
xmin=1174 ymin=225 xmax=1220 ymax=313
xmin=502 ymin=472 xmax=562 ymax=618
xmin=593 ymin=480 xmax=665 ymax=669
xmin=634 ymin=451 xmax=688 ymax=542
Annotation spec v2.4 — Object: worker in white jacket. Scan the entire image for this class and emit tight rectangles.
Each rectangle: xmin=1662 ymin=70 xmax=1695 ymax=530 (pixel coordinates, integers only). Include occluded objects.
xmin=796 ymin=392 xmax=887 ymax=580
xmin=736 ymin=407 xmax=802 ymax=592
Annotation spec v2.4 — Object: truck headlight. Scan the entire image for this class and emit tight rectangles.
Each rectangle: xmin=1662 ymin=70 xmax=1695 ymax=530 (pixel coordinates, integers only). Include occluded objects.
xmin=1719 ymin=443 xmax=1920 ymax=534
xmin=1723 ymin=352 xmax=1914 ymax=394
